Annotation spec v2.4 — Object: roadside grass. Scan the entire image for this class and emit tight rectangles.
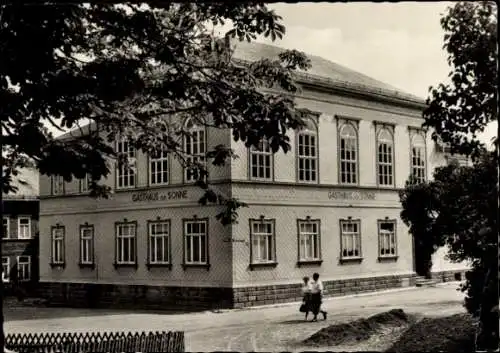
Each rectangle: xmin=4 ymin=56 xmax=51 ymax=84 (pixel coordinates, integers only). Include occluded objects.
xmin=301 ymin=309 xmax=476 ymax=352
xmin=303 ymin=309 xmax=412 ymax=347
xmin=386 ymin=313 xmax=476 ymax=353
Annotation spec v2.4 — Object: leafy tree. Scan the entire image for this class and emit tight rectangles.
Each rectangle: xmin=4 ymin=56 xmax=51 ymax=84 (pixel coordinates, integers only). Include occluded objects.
xmin=404 ymin=1 xmax=498 ymax=349
xmin=1 ymin=3 xmax=312 ymax=350
xmin=399 ymin=176 xmax=442 ymax=278
xmin=423 ymin=1 xmax=497 ymax=158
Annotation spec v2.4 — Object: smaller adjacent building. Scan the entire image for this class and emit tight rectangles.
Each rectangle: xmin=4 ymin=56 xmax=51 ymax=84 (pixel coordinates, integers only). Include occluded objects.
xmin=2 ymin=168 xmax=40 ymax=295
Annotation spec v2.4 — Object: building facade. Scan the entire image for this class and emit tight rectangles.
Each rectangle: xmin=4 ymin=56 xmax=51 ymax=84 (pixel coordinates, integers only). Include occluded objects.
xmin=2 ymin=169 xmax=40 ymax=295
xmin=37 ymin=42 xmax=468 ymax=309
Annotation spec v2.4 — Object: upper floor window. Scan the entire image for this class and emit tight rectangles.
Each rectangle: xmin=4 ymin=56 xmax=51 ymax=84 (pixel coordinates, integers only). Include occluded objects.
xmin=410 ymin=132 xmax=426 ymax=183
xmin=297 ymin=219 xmax=321 ymax=262
xmin=80 ymin=225 xmax=94 ymax=266
xmin=184 ymin=118 xmax=206 ymax=183
xmin=79 ymin=174 xmax=91 ymax=193
xmin=297 ymin=119 xmax=318 ymax=183
xmin=115 ymin=222 xmax=137 ymax=266
xmin=340 ymin=219 xmax=361 ymax=260
xmin=18 ymin=217 xmax=31 ymax=239
xmin=249 ymin=138 xmax=273 ymax=180
xmin=377 ymin=127 xmax=394 ymax=186
xmin=339 ymin=123 xmax=358 ymax=185
xmin=150 ymin=149 xmax=169 ymax=186
xmin=51 ymin=226 xmax=65 ymax=266
xmin=249 ymin=218 xmax=276 ymax=264
xmin=2 ymin=217 xmax=9 ymax=239
xmin=116 ymin=138 xmax=137 ymax=189
xmin=17 ymin=255 xmax=31 ymax=282
xmin=51 ymin=176 xmax=65 ymax=195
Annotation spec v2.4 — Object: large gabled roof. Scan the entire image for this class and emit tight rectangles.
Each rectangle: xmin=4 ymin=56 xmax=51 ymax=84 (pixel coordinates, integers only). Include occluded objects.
xmin=232 ymin=41 xmax=426 ymax=106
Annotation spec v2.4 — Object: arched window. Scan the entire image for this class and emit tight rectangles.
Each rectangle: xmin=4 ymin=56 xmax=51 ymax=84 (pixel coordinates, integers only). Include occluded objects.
xmin=116 ymin=137 xmax=137 ymax=189
xmin=297 ymin=119 xmax=318 ymax=183
xmin=377 ymin=128 xmax=394 ymax=186
xmin=339 ymin=123 xmax=358 ymax=184
xmin=184 ymin=118 xmax=206 ymax=183
xmin=249 ymin=138 xmax=273 ymax=180
xmin=411 ymin=133 xmax=426 ymax=183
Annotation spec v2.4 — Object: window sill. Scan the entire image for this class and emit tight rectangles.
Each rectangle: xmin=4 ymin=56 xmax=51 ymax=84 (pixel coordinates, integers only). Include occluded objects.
xmin=297 ymin=260 xmax=323 ymax=267
xmin=378 ymin=255 xmax=399 ymax=262
xmin=2 ymin=238 xmax=34 ymax=241
xmin=50 ymin=263 xmax=66 ymax=269
xmin=249 ymin=262 xmax=278 ymax=270
xmin=113 ymin=263 xmax=138 ymax=269
xmin=339 ymin=257 xmax=363 ymax=264
xmin=78 ymin=263 xmax=95 ymax=269
xmin=147 ymin=263 xmax=172 ymax=270
xmin=182 ymin=263 xmax=210 ymax=271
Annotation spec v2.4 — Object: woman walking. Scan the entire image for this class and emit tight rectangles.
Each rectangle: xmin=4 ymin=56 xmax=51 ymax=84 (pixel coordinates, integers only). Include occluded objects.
xmin=310 ymin=272 xmax=327 ymax=322
xmin=300 ymin=276 xmax=312 ymax=320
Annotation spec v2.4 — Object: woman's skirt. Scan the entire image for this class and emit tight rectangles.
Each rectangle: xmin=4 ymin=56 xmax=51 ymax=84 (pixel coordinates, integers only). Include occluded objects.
xmin=310 ymin=293 xmax=322 ymax=315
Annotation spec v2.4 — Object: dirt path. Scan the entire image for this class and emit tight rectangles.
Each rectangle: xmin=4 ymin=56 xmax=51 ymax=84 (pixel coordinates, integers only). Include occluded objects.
xmin=5 ymin=283 xmax=466 ymax=351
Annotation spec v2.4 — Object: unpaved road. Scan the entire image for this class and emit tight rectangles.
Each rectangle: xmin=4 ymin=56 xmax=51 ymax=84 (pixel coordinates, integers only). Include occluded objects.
xmin=5 ymin=283 xmax=466 ymax=351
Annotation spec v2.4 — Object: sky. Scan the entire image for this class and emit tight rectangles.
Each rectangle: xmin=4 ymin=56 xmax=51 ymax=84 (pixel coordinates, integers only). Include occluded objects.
xmin=52 ymin=2 xmax=496 ymax=144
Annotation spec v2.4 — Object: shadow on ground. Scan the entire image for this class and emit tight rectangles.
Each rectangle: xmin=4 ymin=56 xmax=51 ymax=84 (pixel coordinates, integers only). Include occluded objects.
xmin=3 ymin=298 xmax=215 ymax=322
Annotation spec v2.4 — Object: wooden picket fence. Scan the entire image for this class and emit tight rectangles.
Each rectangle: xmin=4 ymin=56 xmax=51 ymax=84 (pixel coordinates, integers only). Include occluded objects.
xmin=5 ymin=330 xmax=185 ymax=353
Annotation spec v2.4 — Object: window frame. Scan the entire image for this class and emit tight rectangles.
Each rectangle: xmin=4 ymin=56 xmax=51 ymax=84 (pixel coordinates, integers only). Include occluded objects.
xmin=183 ymin=118 xmax=207 ymax=184
xmin=51 ymin=175 xmax=65 ymax=196
xmin=17 ymin=216 xmax=31 ymax=239
xmin=149 ymin=148 xmax=170 ymax=186
xmin=115 ymin=137 xmax=137 ymax=190
xmin=248 ymin=138 xmax=274 ymax=181
xmin=2 ymin=257 xmax=10 ymax=282
xmin=249 ymin=218 xmax=277 ymax=270
xmin=79 ymin=174 xmax=91 ymax=194
xmin=337 ymin=119 xmax=360 ymax=185
xmin=50 ymin=225 xmax=66 ymax=268
xmin=182 ymin=218 xmax=210 ymax=269
xmin=147 ymin=219 xmax=172 ymax=269
xmin=377 ymin=219 xmax=398 ymax=260
xmin=296 ymin=118 xmax=319 ymax=184
xmin=296 ymin=218 xmax=322 ymax=266
xmin=114 ymin=221 xmax=138 ymax=268
xmin=17 ymin=255 xmax=31 ymax=282
xmin=339 ymin=218 xmax=363 ymax=263
xmin=79 ymin=224 xmax=95 ymax=268
xmin=2 ymin=217 xmax=9 ymax=239
xmin=375 ymin=125 xmax=395 ymax=187
xmin=409 ymin=129 xmax=427 ymax=184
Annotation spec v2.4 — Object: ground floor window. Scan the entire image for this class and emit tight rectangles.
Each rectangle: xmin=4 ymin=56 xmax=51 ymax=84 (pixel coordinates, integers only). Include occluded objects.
xmin=250 ymin=219 xmax=276 ymax=264
xmin=2 ymin=257 xmax=9 ymax=282
xmin=184 ymin=219 xmax=208 ymax=265
xmin=378 ymin=220 xmax=397 ymax=257
xmin=17 ymin=256 xmax=31 ymax=282
xmin=115 ymin=222 xmax=137 ymax=265
xmin=149 ymin=220 xmax=170 ymax=264
xmin=51 ymin=225 xmax=65 ymax=265
xmin=340 ymin=219 xmax=362 ymax=259
xmin=80 ymin=225 xmax=94 ymax=265
xmin=298 ymin=219 xmax=321 ymax=261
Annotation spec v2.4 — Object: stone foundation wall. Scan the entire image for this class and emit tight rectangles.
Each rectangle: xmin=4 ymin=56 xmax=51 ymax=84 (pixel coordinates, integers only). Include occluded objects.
xmin=432 ymin=269 xmax=468 ymax=283
xmin=233 ymin=274 xmax=415 ymax=308
xmin=37 ymin=282 xmax=234 ymax=311
xmin=37 ymin=270 xmax=467 ymax=310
